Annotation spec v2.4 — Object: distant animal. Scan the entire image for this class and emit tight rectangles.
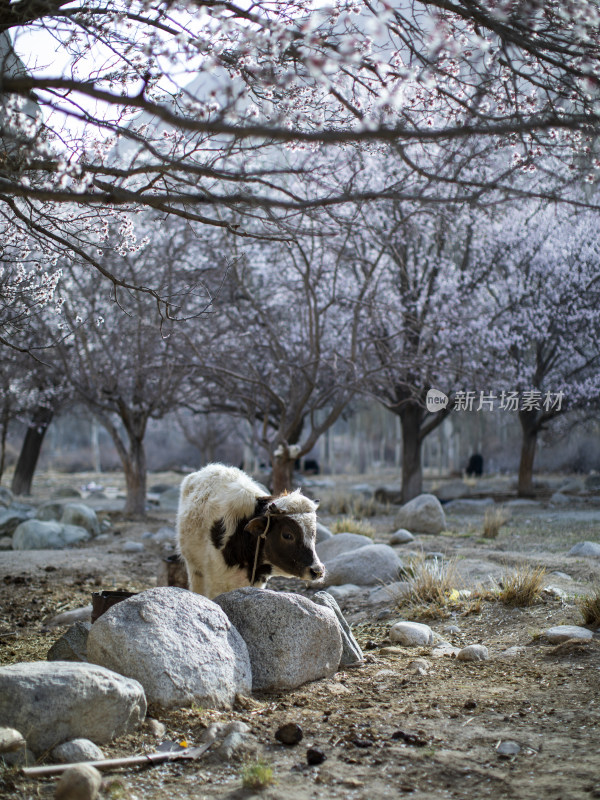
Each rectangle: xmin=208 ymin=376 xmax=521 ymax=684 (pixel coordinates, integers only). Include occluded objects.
xmin=466 ymin=453 xmax=484 ymax=477
xmin=176 ymin=464 xmax=325 ymax=599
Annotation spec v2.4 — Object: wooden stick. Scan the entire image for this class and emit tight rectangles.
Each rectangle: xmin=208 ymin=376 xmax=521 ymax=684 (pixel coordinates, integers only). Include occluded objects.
xmin=21 ymin=743 xmax=211 ymax=778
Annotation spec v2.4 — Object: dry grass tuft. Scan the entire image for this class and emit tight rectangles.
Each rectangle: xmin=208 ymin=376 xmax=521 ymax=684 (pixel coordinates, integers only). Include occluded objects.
xmin=330 ymin=516 xmax=375 ymax=537
xmin=321 ymin=492 xmax=384 ymax=518
xmin=495 ymin=565 xmax=546 ymax=607
xmin=577 ymin=587 xmax=600 ymax=628
xmin=241 ymin=759 xmax=275 ymax=791
xmin=402 ymin=556 xmax=462 ymax=608
xmin=482 ymin=505 xmax=510 ymax=539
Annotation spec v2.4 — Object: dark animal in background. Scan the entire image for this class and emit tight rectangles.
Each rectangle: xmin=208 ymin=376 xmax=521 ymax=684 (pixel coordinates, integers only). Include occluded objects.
xmin=466 ymin=453 xmax=484 ymax=477
xmin=176 ymin=464 xmax=324 ymax=598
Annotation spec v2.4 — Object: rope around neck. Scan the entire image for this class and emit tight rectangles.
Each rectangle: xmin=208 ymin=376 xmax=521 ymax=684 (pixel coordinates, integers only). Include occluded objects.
xmin=250 ymin=514 xmax=271 ymax=585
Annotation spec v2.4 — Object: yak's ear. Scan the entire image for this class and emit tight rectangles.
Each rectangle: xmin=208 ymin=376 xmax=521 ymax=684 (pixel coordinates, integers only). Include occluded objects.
xmin=267 ymin=502 xmax=284 ymax=515
xmin=244 ymin=516 xmax=269 ymax=536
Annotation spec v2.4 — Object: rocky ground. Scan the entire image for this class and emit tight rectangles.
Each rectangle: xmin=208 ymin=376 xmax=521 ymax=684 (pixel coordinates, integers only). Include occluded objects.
xmin=1 ymin=469 xmax=600 ymax=800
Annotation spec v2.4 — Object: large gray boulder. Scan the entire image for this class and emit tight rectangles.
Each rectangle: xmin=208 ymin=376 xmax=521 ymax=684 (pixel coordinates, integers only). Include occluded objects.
xmin=47 ymin=622 xmax=91 ymax=662
xmin=0 ymin=507 xmax=32 ymax=536
xmin=214 ymin=588 xmax=342 ymax=691
xmin=87 ymin=587 xmax=251 ymax=709
xmin=312 ymin=591 xmax=363 ymax=667
xmin=36 ymin=501 xmax=66 ymax=522
xmin=395 ymin=494 xmax=446 ymax=534
xmin=0 ymin=661 xmax=146 ymax=754
xmin=12 ymin=520 xmax=91 ymax=549
xmin=568 ymin=541 xmax=600 ymax=558
xmin=60 ymin=503 xmax=100 ymax=536
xmin=316 ymin=532 xmax=372 ymax=561
xmin=321 ymin=543 xmax=403 ymax=586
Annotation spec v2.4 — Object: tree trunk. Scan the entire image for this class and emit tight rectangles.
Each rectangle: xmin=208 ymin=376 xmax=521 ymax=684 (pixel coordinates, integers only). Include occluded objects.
xmin=518 ymin=410 xmax=539 ymax=498
xmin=123 ymin=434 xmax=147 ymax=516
xmin=400 ymin=404 xmax=423 ymax=503
xmin=11 ymin=405 xmax=54 ymax=496
xmin=271 ymin=455 xmax=295 ymax=495
xmin=0 ymin=400 xmax=10 ymax=483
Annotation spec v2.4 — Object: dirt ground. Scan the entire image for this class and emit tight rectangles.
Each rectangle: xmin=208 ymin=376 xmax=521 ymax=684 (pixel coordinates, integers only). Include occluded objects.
xmin=1 ymin=470 xmax=600 ymax=800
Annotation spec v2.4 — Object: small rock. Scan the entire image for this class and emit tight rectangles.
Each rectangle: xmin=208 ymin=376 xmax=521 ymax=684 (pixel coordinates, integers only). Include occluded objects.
xmin=216 ymin=731 xmax=256 ymax=761
xmin=395 ymin=494 xmax=446 ymax=535
xmin=0 ymin=727 xmax=26 ymax=753
xmin=368 ymin=581 xmax=411 ymax=605
xmin=457 ymin=644 xmax=489 ymax=662
xmin=275 ymin=723 xmax=303 ymax=746
xmin=122 ymin=541 xmax=144 ymax=553
xmin=1 ymin=745 xmax=36 ymax=766
xmin=496 ymin=740 xmax=521 ymax=757
xmin=55 ymin=764 xmax=102 ymax=800
xmin=408 ymin=658 xmax=430 ymax=675
xmin=306 ymin=746 xmax=326 ymax=765
xmin=542 ymin=586 xmax=567 ymax=600
xmin=542 ymin=625 xmax=593 ymax=644
xmin=144 ymin=718 xmax=166 ymax=738
xmin=568 ymin=541 xmax=600 ymax=558
xmin=390 ymin=621 xmax=434 ymax=647
xmin=389 ymin=529 xmax=414 ymax=545
xmin=46 ymin=606 xmax=93 ymax=628
xmin=47 ymin=622 xmax=91 ymax=662
xmin=322 ymin=544 xmax=403 ymax=587
xmin=324 ymin=584 xmax=363 ymax=601
xmin=53 ymin=487 xmax=83 ymax=499
xmin=0 ymin=507 xmax=33 ymax=536
xmin=52 ymin=739 xmax=105 ymax=763
xmin=60 ymin=504 xmax=100 ymax=536
xmin=444 ymin=625 xmax=461 ymax=635
xmin=499 ymin=646 xmax=526 ymax=658
xmin=463 ymin=699 xmax=477 ymax=710
xmin=549 ymin=492 xmax=569 ymax=506
xmin=12 ymin=520 xmax=91 ymax=550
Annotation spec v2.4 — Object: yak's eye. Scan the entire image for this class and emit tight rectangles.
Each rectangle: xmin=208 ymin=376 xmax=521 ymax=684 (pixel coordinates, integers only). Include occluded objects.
xmin=281 ymin=531 xmax=294 ymax=541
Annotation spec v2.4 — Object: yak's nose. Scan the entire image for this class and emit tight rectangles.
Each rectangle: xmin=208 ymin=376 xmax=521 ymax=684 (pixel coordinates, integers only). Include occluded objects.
xmin=309 ymin=564 xmax=325 ymax=580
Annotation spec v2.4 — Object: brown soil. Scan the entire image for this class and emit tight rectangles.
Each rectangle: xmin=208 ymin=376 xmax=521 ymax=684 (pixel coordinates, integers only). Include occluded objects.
xmin=1 ymin=471 xmax=600 ymax=800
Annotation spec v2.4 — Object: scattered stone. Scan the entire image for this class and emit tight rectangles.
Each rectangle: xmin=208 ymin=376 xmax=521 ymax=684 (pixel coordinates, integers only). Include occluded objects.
xmin=324 ymin=584 xmax=364 ymax=602
xmin=1 ymin=745 xmax=35 ymax=767
xmin=216 ymin=731 xmax=257 ymax=761
xmin=542 ymin=625 xmax=593 ymax=644
xmin=444 ymin=625 xmax=461 ymax=635
xmin=214 ymin=588 xmax=342 ymax=692
xmin=457 ymin=644 xmax=489 ymax=661
xmin=499 ymin=646 xmax=526 ymax=658
xmin=60 ymin=504 xmax=100 ymax=536
xmin=367 ymin=581 xmax=411 ymax=604
xmin=549 ymin=492 xmax=569 ymax=506
xmin=551 ymin=571 xmax=573 ymax=580
xmin=275 ymin=723 xmax=303 ymax=746
xmin=0 ymin=507 xmax=32 ymax=536
xmin=389 ymin=529 xmax=414 ymax=545
xmin=153 ymin=526 xmax=175 ymax=543
xmin=122 ymin=541 xmax=144 ymax=553
xmin=53 ymin=487 xmax=83 ymax=499
xmin=568 ymin=541 xmax=600 ymax=558
xmin=390 ymin=621 xmax=434 ymax=647
xmin=52 ymin=739 xmax=106 ymax=763
xmin=158 ymin=487 xmax=180 ymax=509
xmin=200 ymin=721 xmax=250 ymax=745
xmin=391 ymin=730 xmax=427 ymax=747
xmin=322 ymin=544 xmax=403 ymax=587
xmin=46 ymin=606 xmax=93 ymax=628
xmin=463 ymin=699 xmax=477 ymax=709
xmin=542 ymin=586 xmax=568 ymax=600
xmin=47 ymin=622 xmax=91 ymax=662
xmin=506 ymin=499 xmax=541 ymax=508
xmin=316 ymin=522 xmax=333 ymax=543
xmin=144 ymin=718 xmax=166 ymax=738
xmin=12 ymin=520 xmax=91 ymax=550
xmin=312 ymin=591 xmax=364 ymax=666
xmin=430 ymin=644 xmax=461 ymax=658
xmin=395 ymin=494 xmax=446 ymax=535
xmin=316 ymin=532 xmax=373 ymax=561
xmin=496 ymin=740 xmax=521 ymax=757
xmin=0 ymin=727 xmax=26 ymax=753
xmin=408 ymin=658 xmax=430 ymax=675
xmin=306 ymin=746 xmax=326 ymax=766
xmin=55 ymin=764 xmax=102 ymax=800
xmin=88 ymin=587 xmax=251 ymax=709
xmin=0 ymin=661 xmax=146 ymax=754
